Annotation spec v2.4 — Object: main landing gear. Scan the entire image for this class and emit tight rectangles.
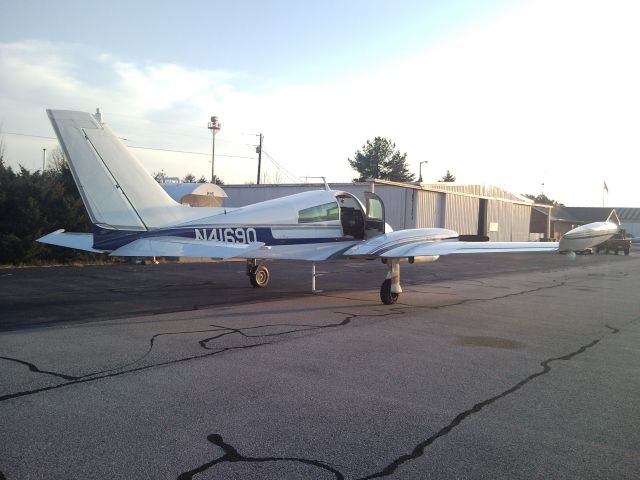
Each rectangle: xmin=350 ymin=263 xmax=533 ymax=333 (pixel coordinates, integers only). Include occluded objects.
xmin=244 ymin=257 xmax=403 ymax=304
xmin=380 ymin=259 xmax=401 ymax=305
xmin=246 ymin=259 xmax=269 ymax=288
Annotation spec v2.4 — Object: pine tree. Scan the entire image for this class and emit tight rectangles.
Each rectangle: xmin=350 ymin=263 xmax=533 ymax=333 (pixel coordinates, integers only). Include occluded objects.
xmin=348 ymin=137 xmax=415 ymax=182
xmin=439 ymin=170 xmax=456 ymax=182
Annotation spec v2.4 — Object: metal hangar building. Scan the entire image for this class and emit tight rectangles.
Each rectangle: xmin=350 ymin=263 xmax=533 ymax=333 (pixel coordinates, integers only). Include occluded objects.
xmin=222 ymin=180 xmax=549 ymax=242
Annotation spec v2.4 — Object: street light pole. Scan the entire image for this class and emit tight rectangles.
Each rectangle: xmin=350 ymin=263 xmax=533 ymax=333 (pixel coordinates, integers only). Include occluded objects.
xmin=256 ymin=133 xmax=263 ymax=184
xmin=418 ymin=160 xmax=428 ymax=183
xmin=207 ymin=116 xmax=221 ymax=183
xmin=42 ymin=148 xmax=47 ymax=172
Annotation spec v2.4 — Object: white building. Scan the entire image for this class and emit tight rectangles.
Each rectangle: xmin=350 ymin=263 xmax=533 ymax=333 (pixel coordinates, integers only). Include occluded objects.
xmin=160 ymin=182 xmax=228 ymax=207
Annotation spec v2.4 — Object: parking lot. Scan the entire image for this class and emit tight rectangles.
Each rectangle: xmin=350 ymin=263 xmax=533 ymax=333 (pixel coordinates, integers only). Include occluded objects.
xmin=1 ymin=252 xmax=639 ymax=479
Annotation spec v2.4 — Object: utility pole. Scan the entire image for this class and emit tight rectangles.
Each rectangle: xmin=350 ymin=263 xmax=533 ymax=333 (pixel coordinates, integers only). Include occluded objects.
xmin=42 ymin=148 xmax=47 ymax=172
xmin=256 ymin=133 xmax=263 ymax=184
xmin=207 ymin=116 xmax=221 ymax=184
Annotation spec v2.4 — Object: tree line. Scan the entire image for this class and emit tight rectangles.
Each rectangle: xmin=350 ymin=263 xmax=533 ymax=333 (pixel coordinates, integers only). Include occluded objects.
xmin=0 ymin=148 xmax=100 ymax=265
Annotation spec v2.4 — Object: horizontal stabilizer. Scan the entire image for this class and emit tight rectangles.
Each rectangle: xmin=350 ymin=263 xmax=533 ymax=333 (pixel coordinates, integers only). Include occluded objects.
xmin=37 ymin=230 xmax=104 ymax=253
xmin=109 ymin=237 xmax=265 ymax=259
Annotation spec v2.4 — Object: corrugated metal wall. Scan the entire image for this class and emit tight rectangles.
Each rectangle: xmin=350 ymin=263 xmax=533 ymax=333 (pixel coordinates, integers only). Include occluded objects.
xmin=621 ymin=221 xmax=640 ymax=237
xmin=444 ymin=195 xmax=479 ymax=235
xmin=487 ymin=200 xmax=510 ymax=241
xmin=413 ymin=191 xmax=445 ymax=228
xmin=222 ymin=182 xmax=534 ymax=240
xmin=223 ymin=184 xmax=331 ymax=207
xmin=511 ymin=204 xmax=533 ymax=241
xmin=375 ymin=185 xmax=409 ymax=230
xmin=486 ymin=201 xmax=532 ymax=241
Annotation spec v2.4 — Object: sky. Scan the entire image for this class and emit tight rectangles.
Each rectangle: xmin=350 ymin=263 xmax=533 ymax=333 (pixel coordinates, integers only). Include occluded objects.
xmin=1 ymin=0 xmax=639 ymax=207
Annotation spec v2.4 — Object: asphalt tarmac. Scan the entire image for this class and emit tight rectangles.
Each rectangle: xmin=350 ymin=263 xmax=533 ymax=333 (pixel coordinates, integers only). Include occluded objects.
xmin=1 ymin=251 xmax=639 ymax=479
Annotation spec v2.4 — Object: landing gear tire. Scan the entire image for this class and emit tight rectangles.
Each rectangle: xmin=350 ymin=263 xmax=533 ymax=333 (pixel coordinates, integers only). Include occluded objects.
xmin=249 ymin=265 xmax=270 ymax=288
xmin=380 ymin=279 xmax=399 ymax=305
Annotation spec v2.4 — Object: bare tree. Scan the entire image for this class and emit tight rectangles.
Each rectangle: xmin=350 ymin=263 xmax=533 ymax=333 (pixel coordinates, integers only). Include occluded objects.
xmin=0 ymin=123 xmax=6 ymax=163
xmin=152 ymin=170 xmax=167 ymax=183
xmin=46 ymin=146 xmax=67 ymax=172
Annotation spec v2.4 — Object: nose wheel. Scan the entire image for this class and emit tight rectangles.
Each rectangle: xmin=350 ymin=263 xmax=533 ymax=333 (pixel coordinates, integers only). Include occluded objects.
xmin=380 ymin=259 xmax=401 ymax=304
xmin=380 ymin=279 xmax=399 ymax=304
xmin=247 ymin=260 xmax=270 ymax=288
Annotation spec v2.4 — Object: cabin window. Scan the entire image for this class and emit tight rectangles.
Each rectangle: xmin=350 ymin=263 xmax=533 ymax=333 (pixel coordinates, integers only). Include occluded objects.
xmin=298 ymin=202 xmax=339 ymax=223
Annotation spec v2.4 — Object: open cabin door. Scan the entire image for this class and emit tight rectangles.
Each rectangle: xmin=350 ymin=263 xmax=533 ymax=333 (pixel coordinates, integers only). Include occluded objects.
xmin=364 ymin=191 xmax=385 ymax=239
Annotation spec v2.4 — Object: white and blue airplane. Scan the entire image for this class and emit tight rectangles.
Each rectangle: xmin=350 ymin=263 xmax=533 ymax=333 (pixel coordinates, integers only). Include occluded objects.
xmin=38 ymin=110 xmax=619 ymax=304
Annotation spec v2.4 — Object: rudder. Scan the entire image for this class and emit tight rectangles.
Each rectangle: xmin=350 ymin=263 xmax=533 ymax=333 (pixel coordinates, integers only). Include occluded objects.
xmin=47 ymin=110 xmax=183 ymax=230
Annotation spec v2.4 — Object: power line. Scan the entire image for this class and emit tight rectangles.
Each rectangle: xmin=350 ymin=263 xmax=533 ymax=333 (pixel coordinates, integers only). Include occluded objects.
xmin=127 ymin=144 xmax=255 ymax=160
xmin=1 ymin=131 xmax=254 ymax=160
xmin=3 ymin=131 xmax=56 ymax=140
xmin=106 ymin=112 xmax=261 ymax=138
xmin=261 ymin=150 xmax=303 ymax=183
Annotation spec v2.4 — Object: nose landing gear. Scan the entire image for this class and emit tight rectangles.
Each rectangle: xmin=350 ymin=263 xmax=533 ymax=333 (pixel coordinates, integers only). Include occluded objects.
xmin=380 ymin=259 xmax=401 ymax=304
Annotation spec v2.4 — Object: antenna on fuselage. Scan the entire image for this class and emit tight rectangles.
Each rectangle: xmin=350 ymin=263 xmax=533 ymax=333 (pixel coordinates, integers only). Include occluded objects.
xmin=303 ymin=176 xmax=330 ymax=190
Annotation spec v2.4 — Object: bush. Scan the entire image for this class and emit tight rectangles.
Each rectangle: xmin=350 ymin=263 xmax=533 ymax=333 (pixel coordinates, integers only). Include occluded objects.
xmin=0 ymin=153 xmax=105 ymax=265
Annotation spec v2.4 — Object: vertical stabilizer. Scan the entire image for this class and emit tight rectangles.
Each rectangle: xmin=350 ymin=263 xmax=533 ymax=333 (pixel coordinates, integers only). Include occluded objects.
xmin=47 ymin=110 xmax=186 ymax=230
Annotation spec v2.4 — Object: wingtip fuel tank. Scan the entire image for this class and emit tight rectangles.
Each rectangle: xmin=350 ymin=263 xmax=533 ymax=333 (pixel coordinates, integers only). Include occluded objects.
xmin=559 ymin=222 xmax=619 ymax=252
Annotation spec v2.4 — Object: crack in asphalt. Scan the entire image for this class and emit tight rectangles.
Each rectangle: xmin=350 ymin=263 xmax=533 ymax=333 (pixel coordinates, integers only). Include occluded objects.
xmin=317 ymin=279 xmax=566 ymax=312
xmin=355 ymin=323 xmax=627 ymax=479
xmin=176 ymin=433 xmax=345 ymax=480
xmin=174 ymin=320 xmax=626 ymax=480
xmin=0 ymin=355 xmax=79 ymax=381
xmin=84 ymin=327 xmax=232 ymax=375
xmin=429 ymin=280 xmax=567 ymax=310
xmin=0 ymin=309 xmax=405 ymax=403
xmin=605 ymin=324 xmax=620 ymax=334
xmin=1 ymin=271 xmax=637 ymax=478
xmin=0 ymin=343 xmax=269 ymax=403
xmin=181 ymin=319 xmax=627 ymax=480
xmin=198 ymin=316 xmax=358 ymax=349
xmin=0 ymin=308 xmax=405 ymax=393
xmin=0 ymin=278 xmax=565 ymax=392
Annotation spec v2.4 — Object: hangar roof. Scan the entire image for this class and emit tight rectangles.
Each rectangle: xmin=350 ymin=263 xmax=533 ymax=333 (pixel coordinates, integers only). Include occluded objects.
xmin=548 ymin=206 xmax=640 ymax=223
xmin=421 ymin=183 xmax=534 ymax=204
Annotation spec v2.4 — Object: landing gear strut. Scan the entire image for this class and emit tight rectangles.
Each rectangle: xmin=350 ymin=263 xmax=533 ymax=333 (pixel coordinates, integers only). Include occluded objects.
xmin=380 ymin=259 xmax=401 ymax=304
xmin=246 ymin=259 xmax=269 ymax=288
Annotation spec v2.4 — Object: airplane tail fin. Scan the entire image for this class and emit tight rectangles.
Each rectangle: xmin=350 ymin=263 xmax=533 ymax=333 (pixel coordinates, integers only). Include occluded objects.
xmin=47 ymin=109 xmax=187 ymax=231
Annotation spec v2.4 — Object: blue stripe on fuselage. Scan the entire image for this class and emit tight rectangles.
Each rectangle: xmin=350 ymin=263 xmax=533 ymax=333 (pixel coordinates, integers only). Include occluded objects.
xmin=92 ymin=225 xmax=351 ymax=251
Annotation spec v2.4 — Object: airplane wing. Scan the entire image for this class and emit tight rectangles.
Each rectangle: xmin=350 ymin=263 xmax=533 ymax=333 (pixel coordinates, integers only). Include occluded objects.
xmin=37 ymin=230 xmax=106 ymax=253
xmin=108 ymin=236 xmax=265 ymax=259
xmin=379 ymin=240 xmax=559 ymax=258
xmin=344 ymin=220 xmax=618 ymax=260
xmin=343 ymin=228 xmax=559 ymax=259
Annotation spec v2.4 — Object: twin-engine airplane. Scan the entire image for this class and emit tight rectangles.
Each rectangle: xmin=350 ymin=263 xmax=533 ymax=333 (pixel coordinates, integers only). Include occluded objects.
xmin=38 ymin=110 xmax=619 ymax=304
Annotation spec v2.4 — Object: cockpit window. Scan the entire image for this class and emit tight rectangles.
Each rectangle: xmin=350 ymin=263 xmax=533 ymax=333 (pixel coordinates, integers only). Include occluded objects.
xmin=298 ymin=202 xmax=339 ymax=223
